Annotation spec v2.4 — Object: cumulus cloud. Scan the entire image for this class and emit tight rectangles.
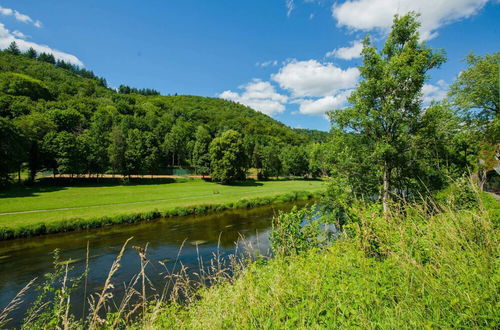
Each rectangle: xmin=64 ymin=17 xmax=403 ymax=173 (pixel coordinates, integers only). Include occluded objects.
xmin=218 ymin=79 xmax=288 ymax=116
xmin=332 ymin=0 xmax=491 ymax=40
xmin=297 ymin=90 xmax=352 ymax=115
xmin=325 ymin=39 xmax=363 ymax=60
xmin=0 ymin=23 xmax=83 ymax=66
xmin=272 ymin=59 xmax=359 ymax=97
xmin=422 ymin=80 xmax=449 ymax=104
xmin=0 ymin=5 xmax=42 ymax=28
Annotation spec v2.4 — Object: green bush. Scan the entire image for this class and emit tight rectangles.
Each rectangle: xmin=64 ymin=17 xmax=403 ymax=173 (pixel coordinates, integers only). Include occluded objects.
xmin=435 ymin=177 xmax=480 ymax=211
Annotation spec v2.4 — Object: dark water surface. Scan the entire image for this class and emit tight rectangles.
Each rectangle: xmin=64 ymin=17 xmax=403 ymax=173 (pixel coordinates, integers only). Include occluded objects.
xmin=0 ymin=200 xmax=311 ymax=326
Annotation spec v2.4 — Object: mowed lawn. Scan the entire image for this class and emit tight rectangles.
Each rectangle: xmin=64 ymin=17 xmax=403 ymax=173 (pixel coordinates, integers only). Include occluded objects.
xmin=0 ymin=179 xmax=324 ymax=229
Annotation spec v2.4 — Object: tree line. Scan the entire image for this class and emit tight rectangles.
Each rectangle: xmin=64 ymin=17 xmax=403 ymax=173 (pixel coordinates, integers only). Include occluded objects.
xmin=0 ymin=45 xmax=324 ymax=184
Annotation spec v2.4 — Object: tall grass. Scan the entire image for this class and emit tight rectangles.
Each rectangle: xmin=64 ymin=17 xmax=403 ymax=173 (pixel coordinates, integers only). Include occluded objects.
xmin=150 ymin=190 xmax=499 ymax=328
xmin=0 ymin=190 xmax=318 ymax=240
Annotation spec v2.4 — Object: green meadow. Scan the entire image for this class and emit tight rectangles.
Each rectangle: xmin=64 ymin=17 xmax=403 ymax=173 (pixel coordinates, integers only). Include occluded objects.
xmin=0 ymin=179 xmax=324 ymax=237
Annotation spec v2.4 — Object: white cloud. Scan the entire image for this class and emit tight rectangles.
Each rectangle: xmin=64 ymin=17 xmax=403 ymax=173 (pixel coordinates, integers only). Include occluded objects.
xmin=256 ymin=60 xmax=279 ymax=68
xmin=218 ymin=79 xmax=288 ymax=116
xmin=422 ymin=80 xmax=448 ymax=104
xmin=297 ymin=90 xmax=352 ymax=115
xmin=325 ymin=39 xmax=363 ymax=60
xmin=0 ymin=5 xmax=42 ymax=28
xmin=272 ymin=59 xmax=359 ymax=97
xmin=286 ymin=0 xmax=295 ymax=17
xmin=0 ymin=7 xmax=13 ymax=16
xmin=12 ymin=30 xmax=27 ymax=39
xmin=0 ymin=23 xmax=83 ymax=66
xmin=332 ymin=0 xmax=491 ymax=40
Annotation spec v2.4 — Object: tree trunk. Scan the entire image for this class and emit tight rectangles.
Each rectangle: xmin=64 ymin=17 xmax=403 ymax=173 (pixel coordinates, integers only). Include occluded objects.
xmin=18 ymin=167 xmax=21 ymax=184
xmin=383 ymin=161 xmax=391 ymax=214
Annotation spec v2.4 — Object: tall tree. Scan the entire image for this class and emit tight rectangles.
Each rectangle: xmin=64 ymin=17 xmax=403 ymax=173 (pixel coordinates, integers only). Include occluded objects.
xmin=25 ymin=47 xmax=37 ymax=59
xmin=209 ymin=130 xmax=246 ymax=184
xmin=192 ymin=126 xmax=212 ymax=176
xmin=108 ymin=126 xmax=126 ymax=176
xmin=280 ymin=146 xmax=309 ymax=177
xmin=261 ymin=144 xmax=282 ymax=179
xmin=14 ymin=112 xmax=56 ymax=182
xmin=0 ymin=117 xmax=27 ymax=183
xmin=5 ymin=41 xmax=21 ymax=55
xmin=329 ymin=13 xmax=445 ymax=212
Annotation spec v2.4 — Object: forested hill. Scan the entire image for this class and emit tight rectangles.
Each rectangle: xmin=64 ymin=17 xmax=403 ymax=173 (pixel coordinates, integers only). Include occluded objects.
xmin=0 ymin=52 xmax=311 ymax=144
xmin=0 ymin=50 xmax=323 ymax=182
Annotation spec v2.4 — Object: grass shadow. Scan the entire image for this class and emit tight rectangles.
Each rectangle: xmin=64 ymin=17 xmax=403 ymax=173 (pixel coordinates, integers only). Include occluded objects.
xmin=0 ymin=177 xmax=182 ymax=198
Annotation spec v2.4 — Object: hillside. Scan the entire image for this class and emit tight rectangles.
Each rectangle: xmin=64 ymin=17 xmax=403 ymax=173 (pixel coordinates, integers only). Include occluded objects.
xmin=0 ymin=51 xmax=323 ymax=182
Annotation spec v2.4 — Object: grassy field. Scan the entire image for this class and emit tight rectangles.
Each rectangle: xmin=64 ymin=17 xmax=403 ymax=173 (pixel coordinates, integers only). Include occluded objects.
xmin=0 ymin=178 xmax=324 ymax=236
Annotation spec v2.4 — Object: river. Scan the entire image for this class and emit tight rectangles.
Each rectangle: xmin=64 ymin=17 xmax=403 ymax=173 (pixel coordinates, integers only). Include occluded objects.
xmin=0 ymin=199 xmax=311 ymax=327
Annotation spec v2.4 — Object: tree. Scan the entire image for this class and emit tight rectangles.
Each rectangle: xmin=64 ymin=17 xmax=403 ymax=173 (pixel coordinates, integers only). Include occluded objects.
xmin=449 ymin=52 xmax=500 ymax=188
xmin=209 ymin=130 xmax=246 ymax=184
xmin=42 ymin=131 xmax=83 ymax=175
xmin=162 ymin=120 xmax=191 ymax=166
xmin=281 ymin=146 xmax=309 ymax=177
xmin=0 ymin=117 xmax=27 ymax=183
xmin=14 ymin=112 xmax=56 ymax=182
xmin=449 ymin=53 xmax=499 ymax=121
xmin=0 ymin=73 xmax=51 ymax=100
xmin=108 ymin=126 xmax=126 ymax=176
xmin=5 ymin=41 xmax=20 ymax=55
xmin=47 ymin=108 xmax=85 ymax=132
xmin=38 ymin=52 xmax=56 ymax=64
xmin=25 ymin=47 xmax=37 ymax=59
xmin=192 ymin=126 xmax=212 ymax=176
xmin=143 ymin=131 xmax=160 ymax=176
xmin=308 ymin=143 xmax=332 ymax=178
xmin=260 ymin=144 xmax=282 ymax=179
xmin=124 ymin=129 xmax=147 ymax=176
xmin=329 ymin=13 xmax=445 ymax=212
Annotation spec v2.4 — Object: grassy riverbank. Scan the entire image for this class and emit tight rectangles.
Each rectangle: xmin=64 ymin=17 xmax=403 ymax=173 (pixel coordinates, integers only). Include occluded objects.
xmin=145 ymin=193 xmax=499 ymax=329
xmin=0 ymin=178 xmax=324 ymax=240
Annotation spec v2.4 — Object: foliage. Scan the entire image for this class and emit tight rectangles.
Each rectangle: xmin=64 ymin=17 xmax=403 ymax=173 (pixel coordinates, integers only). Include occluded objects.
xmin=192 ymin=126 xmax=212 ymax=176
xmin=0 ymin=117 xmax=27 ymax=183
xmin=280 ymin=145 xmax=309 ymax=177
xmin=209 ymin=130 xmax=247 ymax=184
xmin=149 ymin=189 xmax=498 ymax=329
xmin=449 ymin=52 xmax=499 ymax=121
xmin=270 ymin=205 xmax=325 ymax=256
xmin=435 ymin=177 xmax=480 ymax=211
xmin=0 ymin=72 xmax=51 ymax=100
xmin=329 ymin=12 xmax=446 ymax=210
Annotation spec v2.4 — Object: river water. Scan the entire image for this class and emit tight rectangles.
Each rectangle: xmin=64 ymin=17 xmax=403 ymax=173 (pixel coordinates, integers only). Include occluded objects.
xmin=0 ymin=200 xmax=311 ymax=327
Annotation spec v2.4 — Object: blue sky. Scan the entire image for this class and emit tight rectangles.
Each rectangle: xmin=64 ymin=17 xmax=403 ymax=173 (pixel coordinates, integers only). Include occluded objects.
xmin=0 ymin=0 xmax=498 ymax=131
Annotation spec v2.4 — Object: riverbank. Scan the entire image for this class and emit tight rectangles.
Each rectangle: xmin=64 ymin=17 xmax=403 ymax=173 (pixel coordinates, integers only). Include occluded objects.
xmin=0 ymin=178 xmax=324 ymax=240
xmin=147 ymin=192 xmax=499 ymax=329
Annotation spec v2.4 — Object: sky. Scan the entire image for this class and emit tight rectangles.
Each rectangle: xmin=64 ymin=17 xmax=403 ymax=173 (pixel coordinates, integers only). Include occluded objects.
xmin=0 ymin=1 xmax=498 ymax=131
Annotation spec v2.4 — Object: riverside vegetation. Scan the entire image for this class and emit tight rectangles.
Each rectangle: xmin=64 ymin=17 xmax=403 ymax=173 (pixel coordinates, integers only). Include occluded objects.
xmin=0 ymin=12 xmax=498 ymax=328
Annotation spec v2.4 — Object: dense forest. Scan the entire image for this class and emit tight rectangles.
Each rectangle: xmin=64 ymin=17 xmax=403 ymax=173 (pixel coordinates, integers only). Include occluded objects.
xmin=0 ymin=44 xmax=326 ymax=184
